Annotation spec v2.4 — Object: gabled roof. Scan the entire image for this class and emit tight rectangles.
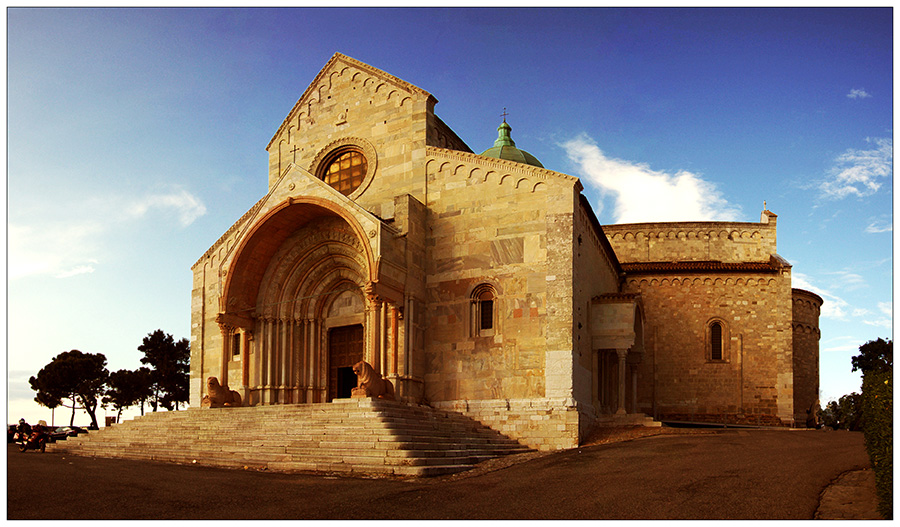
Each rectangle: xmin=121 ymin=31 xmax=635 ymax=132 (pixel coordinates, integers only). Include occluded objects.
xmin=266 ymin=52 xmax=435 ymax=150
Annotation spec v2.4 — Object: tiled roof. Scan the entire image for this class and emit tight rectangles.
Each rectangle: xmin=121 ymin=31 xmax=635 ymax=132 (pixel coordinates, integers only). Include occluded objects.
xmin=620 ymin=260 xmax=782 ymax=274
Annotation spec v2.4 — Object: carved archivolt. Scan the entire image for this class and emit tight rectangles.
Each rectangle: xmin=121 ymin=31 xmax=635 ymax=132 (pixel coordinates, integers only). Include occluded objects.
xmin=256 ymin=216 xmax=368 ymax=320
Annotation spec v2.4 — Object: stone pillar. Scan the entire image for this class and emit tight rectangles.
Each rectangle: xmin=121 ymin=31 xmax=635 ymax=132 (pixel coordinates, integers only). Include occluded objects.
xmin=280 ymin=317 xmax=289 ymax=403
xmin=390 ymin=305 xmax=399 ymax=376
xmin=631 ymin=366 xmax=638 ymax=414
xmin=266 ymin=318 xmax=276 ymax=404
xmin=305 ymin=318 xmax=315 ymax=403
xmin=218 ymin=323 xmax=232 ymax=390
xmin=600 ymin=351 xmax=608 ymax=412
xmin=592 ymin=350 xmax=599 ymax=409
xmin=365 ymin=286 xmax=383 ymax=374
xmin=241 ymin=330 xmax=251 ymax=402
xmin=616 ymin=349 xmax=627 ymax=415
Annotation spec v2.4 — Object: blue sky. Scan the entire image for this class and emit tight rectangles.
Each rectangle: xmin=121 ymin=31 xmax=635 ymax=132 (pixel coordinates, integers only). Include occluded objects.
xmin=7 ymin=7 xmax=893 ymax=426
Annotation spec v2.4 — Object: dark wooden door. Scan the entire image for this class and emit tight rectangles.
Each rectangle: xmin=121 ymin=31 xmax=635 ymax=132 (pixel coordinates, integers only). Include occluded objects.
xmin=328 ymin=324 xmax=364 ymax=401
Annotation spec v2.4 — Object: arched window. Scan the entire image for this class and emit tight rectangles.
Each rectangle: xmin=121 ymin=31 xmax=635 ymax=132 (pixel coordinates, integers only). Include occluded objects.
xmin=471 ymin=284 xmax=496 ymax=337
xmin=710 ymin=322 xmax=723 ymax=361
xmin=708 ymin=320 xmax=727 ymax=362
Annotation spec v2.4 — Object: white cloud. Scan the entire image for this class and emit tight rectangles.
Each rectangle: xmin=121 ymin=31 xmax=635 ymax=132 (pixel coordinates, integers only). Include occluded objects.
xmin=862 ymin=301 xmax=894 ymax=330
xmin=865 ymin=219 xmax=892 ymax=233
xmin=863 ymin=318 xmax=892 ymax=329
xmin=820 ymin=137 xmax=892 ymax=199
xmin=824 ymin=270 xmax=868 ymax=292
xmin=792 ymin=272 xmax=849 ymax=319
xmin=9 ymin=222 xmax=104 ymax=280
xmin=9 ymin=187 xmax=206 ymax=280
xmin=562 ymin=134 xmax=741 ymax=223
xmin=820 ymin=335 xmax=861 ymax=354
xmin=127 ymin=188 xmax=208 ymax=227
xmin=846 ymin=88 xmax=872 ymax=99
xmin=55 ymin=264 xmax=97 ymax=279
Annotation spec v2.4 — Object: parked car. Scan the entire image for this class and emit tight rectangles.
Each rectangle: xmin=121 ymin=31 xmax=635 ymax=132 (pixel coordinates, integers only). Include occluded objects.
xmin=49 ymin=426 xmax=86 ymax=442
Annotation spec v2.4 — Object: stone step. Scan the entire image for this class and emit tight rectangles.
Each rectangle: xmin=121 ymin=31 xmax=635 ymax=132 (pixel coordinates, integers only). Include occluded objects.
xmin=48 ymin=399 xmax=532 ymax=477
xmin=596 ymin=413 xmax=663 ymax=427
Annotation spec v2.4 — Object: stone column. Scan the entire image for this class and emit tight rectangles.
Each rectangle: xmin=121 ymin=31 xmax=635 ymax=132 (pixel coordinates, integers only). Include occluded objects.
xmin=280 ymin=317 xmax=290 ymax=403
xmin=390 ymin=305 xmax=399 ymax=376
xmin=631 ymin=366 xmax=638 ymax=414
xmin=616 ymin=348 xmax=627 ymax=415
xmin=600 ymin=351 xmax=608 ymax=412
xmin=365 ymin=285 xmax=383 ymax=374
xmin=218 ymin=323 xmax=233 ymax=390
xmin=266 ymin=317 xmax=277 ymax=404
xmin=305 ymin=318 xmax=315 ymax=403
xmin=241 ymin=330 xmax=251 ymax=401
xmin=592 ymin=350 xmax=599 ymax=409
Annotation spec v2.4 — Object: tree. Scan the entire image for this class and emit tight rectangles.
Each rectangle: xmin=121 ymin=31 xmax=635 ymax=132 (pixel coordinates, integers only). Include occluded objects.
xmin=139 ymin=330 xmax=190 ymax=411
xmin=102 ymin=367 xmax=154 ymax=422
xmin=822 ymin=392 xmax=864 ymax=431
xmin=852 ymin=338 xmax=892 ymax=375
xmin=29 ymin=350 xmax=109 ymax=429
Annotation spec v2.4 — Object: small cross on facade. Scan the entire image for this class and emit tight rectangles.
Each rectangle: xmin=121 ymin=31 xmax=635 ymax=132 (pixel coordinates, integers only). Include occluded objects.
xmin=501 ymin=108 xmax=509 ymax=122
xmin=291 ymin=144 xmax=301 ymax=162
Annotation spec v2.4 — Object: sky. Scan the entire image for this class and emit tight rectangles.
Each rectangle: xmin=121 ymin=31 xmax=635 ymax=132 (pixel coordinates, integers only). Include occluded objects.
xmin=6 ymin=7 xmax=893 ymax=427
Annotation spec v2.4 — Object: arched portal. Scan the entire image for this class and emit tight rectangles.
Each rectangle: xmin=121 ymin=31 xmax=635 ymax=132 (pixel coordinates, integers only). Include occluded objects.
xmin=219 ymin=198 xmax=377 ymax=406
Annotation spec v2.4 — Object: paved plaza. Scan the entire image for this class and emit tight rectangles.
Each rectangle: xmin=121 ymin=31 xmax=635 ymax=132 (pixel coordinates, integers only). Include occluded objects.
xmin=7 ymin=429 xmax=877 ymax=520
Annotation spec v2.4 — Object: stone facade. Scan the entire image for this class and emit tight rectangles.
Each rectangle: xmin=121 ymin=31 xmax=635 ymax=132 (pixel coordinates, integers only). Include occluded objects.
xmin=190 ymin=53 xmax=821 ymax=451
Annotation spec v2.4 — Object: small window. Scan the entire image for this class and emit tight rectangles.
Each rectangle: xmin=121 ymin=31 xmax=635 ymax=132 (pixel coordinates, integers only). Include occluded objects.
xmin=471 ymin=284 xmax=496 ymax=337
xmin=480 ymin=295 xmax=494 ymax=331
xmin=232 ymin=332 xmax=241 ymax=359
xmin=710 ymin=322 xmax=723 ymax=361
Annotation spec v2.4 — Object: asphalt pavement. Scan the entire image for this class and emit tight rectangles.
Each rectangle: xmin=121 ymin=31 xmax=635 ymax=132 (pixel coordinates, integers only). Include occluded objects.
xmin=7 ymin=429 xmax=877 ymax=520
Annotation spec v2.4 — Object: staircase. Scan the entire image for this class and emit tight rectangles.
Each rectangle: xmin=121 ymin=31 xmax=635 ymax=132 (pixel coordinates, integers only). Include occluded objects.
xmin=48 ymin=398 xmax=532 ymax=477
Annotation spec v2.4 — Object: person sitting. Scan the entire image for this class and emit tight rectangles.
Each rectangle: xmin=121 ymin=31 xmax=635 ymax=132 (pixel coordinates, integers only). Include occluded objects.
xmin=15 ymin=419 xmax=31 ymax=442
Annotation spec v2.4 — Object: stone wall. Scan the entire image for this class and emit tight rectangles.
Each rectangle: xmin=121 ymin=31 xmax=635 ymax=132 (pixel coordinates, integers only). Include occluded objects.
xmin=623 ymin=273 xmax=794 ymax=426
xmin=792 ymin=288 xmax=823 ymax=425
xmin=605 ymin=214 xmax=796 ymax=426
xmin=571 ymin=196 xmax=625 ymax=437
xmin=433 ymin=398 xmax=580 ymax=451
xmin=604 ymin=213 xmax=778 ymax=264
xmin=421 ymin=147 xmax=581 ymax=405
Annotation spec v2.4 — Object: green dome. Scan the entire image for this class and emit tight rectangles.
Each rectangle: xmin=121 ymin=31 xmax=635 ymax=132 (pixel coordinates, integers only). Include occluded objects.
xmin=480 ymin=120 xmax=544 ymax=168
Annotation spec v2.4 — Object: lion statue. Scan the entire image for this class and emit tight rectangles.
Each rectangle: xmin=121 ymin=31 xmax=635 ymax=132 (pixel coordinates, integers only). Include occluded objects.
xmin=200 ymin=376 xmax=242 ymax=408
xmin=351 ymin=361 xmax=395 ymax=400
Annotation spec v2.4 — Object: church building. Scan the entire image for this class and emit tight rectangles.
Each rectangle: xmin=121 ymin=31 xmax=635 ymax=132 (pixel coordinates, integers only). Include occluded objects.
xmin=190 ymin=53 xmax=821 ymax=450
